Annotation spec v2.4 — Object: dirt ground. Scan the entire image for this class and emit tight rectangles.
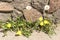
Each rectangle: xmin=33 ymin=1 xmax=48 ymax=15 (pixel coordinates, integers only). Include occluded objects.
xmin=0 ymin=24 xmax=60 ymax=40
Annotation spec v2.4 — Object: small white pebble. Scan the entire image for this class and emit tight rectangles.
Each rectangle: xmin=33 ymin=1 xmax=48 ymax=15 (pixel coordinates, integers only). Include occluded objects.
xmin=44 ymin=5 xmax=50 ymax=10
xmin=26 ymin=6 xmax=32 ymax=10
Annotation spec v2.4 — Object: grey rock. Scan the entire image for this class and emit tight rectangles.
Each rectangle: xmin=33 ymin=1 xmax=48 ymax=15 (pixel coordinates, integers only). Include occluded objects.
xmin=0 ymin=0 xmax=13 ymax=2
xmin=53 ymin=9 xmax=60 ymax=23
xmin=12 ymin=9 xmax=23 ymax=20
xmin=13 ymin=0 xmax=31 ymax=2
xmin=12 ymin=0 xmax=31 ymax=11
xmin=31 ymin=0 xmax=49 ymax=12
xmin=0 ymin=2 xmax=14 ymax=12
xmin=0 ymin=13 xmax=11 ymax=22
xmin=0 ymin=9 xmax=23 ymax=22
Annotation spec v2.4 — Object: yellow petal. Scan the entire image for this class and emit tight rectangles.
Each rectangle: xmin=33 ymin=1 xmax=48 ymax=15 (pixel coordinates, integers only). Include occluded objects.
xmin=39 ymin=17 xmax=43 ymax=21
xmin=6 ymin=23 xmax=11 ymax=28
xmin=40 ymin=22 xmax=44 ymax=26
xmin=44 ymin=20 xmax=50 ymax=24
xmin=16 ymin=30 xmax=22 ymax=36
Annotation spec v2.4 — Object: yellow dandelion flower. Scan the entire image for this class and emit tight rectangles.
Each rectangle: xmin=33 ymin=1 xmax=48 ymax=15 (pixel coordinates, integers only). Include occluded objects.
xmin=39 ymin=17 xmax=43 ymax=21
xmin=44 ymin=20 xmax=50 ymax=24
xmin=16 ymin=30 xmax=22 ymax=36
xmin=6 ymin=23 xmax=11 ymax=28
xmin=40 ymin=22 xmax=44 ymax=26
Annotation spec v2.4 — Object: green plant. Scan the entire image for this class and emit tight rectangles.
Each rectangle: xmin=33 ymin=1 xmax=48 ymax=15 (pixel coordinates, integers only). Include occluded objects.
xmin=0 ymin=16 xmax=56 ymax=37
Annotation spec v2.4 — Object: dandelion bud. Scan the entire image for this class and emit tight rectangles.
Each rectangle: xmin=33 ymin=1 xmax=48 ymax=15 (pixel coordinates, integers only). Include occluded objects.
xmin=26 ymin=6 xmax=32 ymax=10
xmin=44 ymin=5 xmax=50 ymax=10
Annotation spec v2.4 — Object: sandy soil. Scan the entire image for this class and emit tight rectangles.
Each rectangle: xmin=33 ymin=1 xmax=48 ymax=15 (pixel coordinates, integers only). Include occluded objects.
xmin=0 ymin=24 xmax=60 ymax=40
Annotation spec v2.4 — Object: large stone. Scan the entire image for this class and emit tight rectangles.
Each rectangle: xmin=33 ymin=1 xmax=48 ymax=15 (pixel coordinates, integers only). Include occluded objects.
xmin=23 ymin=8 xmax=42 ymax=22
xmin=0 ymin=0 xmax=12 ymax=2
xmin=53 ymin=9 xmax=60 ymax=23
xmin=13 ymin=0 xmax=31 ymax=2
xmin=12 ymin=9 xmax=23 ymax=20
xmin=31 ymin=0 xmax=49 ymax=12
xmin=31 ymin=0 xmax=48 ymax=4
xmin=0 ymin=9 xmax=23 ymax=22
xmin=0 ymin=2 xmax=14 ymax=12
xmin=0 ymin=13 xmax=11 ymax=22
xmin=12 ymin=0 xmax=31 ymax=11
xmin=49 ymin=0 xmax=60 ymax=12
